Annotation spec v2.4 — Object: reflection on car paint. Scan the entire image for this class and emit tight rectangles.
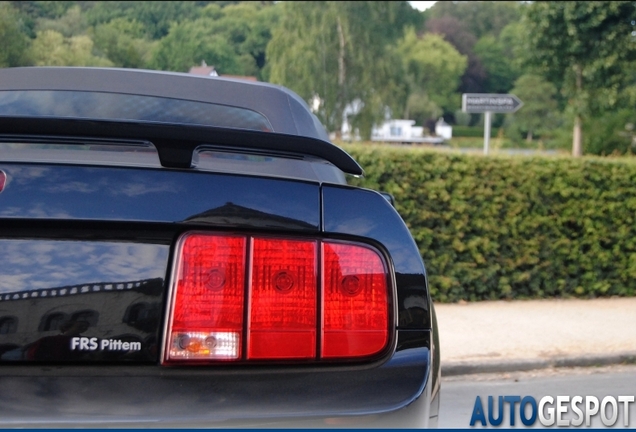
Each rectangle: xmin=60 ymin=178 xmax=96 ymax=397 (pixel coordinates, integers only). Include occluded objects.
xmin=0 ymin=164 xmax=320 ymax=230
xmin=322 ymin=185 xmax=431 ymax=329
xmin=0 ymin=239 xmax=168 ymax=362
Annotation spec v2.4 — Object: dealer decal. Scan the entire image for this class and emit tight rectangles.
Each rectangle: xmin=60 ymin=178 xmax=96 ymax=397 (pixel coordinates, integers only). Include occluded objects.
xmin=71 ymin=337 xmax=141 ymax=352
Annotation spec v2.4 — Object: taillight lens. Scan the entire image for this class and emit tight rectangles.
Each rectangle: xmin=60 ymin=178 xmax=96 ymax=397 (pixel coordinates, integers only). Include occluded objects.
xmin=322 ymin=242 xmax=389 ymax=358
xmin=167 ymin=234 xmax=245 ymax=360
xmin=248 ymin=238 xmax=317 ymax=359
xmin=163 ymin=234 xmax=391 ymax=364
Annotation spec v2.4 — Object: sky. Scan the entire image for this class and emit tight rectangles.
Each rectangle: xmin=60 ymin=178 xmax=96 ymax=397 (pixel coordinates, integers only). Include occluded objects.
xmin=409 ymin=1 xmax=437 ymax=12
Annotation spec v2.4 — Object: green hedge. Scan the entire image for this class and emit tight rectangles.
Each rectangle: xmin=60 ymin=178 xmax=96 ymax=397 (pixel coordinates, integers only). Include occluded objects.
xmin=343 ymin=144 xmax=636 ymax=302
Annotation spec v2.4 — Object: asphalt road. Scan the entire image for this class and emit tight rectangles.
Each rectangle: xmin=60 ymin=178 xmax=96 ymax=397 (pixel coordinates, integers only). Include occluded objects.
xmin=439 ymin=365 xmax=636 ymax=429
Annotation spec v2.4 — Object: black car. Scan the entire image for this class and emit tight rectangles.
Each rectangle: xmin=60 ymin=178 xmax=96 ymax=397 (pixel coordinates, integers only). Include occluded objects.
xmin=0 ymin=67 xmax=440 ymax=428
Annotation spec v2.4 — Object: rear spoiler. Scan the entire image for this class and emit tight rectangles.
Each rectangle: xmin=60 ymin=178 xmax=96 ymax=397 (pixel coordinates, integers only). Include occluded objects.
xmin=0 ymin=117 xmax=363 ymax=176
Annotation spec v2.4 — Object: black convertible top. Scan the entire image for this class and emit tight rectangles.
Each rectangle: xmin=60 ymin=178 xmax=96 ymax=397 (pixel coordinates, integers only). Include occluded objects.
xmin=0 ymin=67 xmax=362 ymax=175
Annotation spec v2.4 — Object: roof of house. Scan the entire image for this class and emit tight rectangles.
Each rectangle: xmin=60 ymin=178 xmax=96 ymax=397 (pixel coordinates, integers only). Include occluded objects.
xmin=188 ymin=65 xmax=218 ymax=76
xmin=221 ymin=74 xmax=258 ymax=82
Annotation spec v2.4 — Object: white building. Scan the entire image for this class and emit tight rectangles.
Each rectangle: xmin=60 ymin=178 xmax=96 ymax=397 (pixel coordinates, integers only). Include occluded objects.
xmin=435 ymin=117 xmax=453 ymax=140
xmin=371 ymin=119 xmax=444 ymax=144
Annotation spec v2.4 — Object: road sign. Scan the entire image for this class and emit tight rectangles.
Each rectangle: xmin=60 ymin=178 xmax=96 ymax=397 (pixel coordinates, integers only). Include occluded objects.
xmin=462 ymin=93 xmax=523 ymax=114
xmin=461 ymin=93 xmax=524 ymax=155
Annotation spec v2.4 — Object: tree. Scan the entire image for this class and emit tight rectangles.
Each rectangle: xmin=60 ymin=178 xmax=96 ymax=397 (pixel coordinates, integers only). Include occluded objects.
xmin=36 ymin=5 xmax=88 ymax=37
xmin=196 ymin=2 xmax=279 ymax=77
xmin=149 ymin=19 xmax=239 ymax=73
xmin=584 ymin=109 xmax=636 ymax=155
xmin=86 ymin=1 xmax=199 ymax=39
xmin=428 ymin=1 xmax=522 ymax=40
xmin=524 ymin=1 xmax=636 ymax=156
xmin=10 ymin=1 xmax=76 ymax=20
xmin=426 ymin=16 xmax=486 ymax=93
xmin=30 ymin=29 xmax=113 ymax=67
xmin=93 ymin=18 xmax=155 ymax=68
xmin=148 ymin=3 xmax=277 ymax=77
xmin=473 ymin=34 xmax=520 ymax=94
xmin=267 ymin=1 xmax=415 ymax=136
xmin=397 ymin=29 xmax=467 ymax=120
xmin=0 ymin=2 xmax=32 ymax=67
xmin=498 ymin=21 xmax=530 ymax=77
xmin=508 ymin=74 xmax=560 ymax=141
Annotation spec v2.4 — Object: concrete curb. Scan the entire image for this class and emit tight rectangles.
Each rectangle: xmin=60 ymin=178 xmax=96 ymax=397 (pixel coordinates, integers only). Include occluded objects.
xmin=442 ymin=351 xmax=636 ymax=376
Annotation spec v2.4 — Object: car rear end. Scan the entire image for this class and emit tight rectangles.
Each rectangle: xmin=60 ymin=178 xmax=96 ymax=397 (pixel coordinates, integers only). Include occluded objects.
xmin=0 ymin=67 xmax=440 ymax=428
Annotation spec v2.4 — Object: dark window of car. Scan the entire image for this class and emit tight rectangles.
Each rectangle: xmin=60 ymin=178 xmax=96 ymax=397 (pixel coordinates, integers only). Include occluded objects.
xmin=0 ymin=141 xmax=162 ymax=168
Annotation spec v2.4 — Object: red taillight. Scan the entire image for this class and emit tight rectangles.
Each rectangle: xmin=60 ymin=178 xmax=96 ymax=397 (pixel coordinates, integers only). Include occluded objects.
xmin=163 ymin=234 xmax=391 ymax=364
xmin=167 ymin=234 xmax=245 ymax=361
xmin=322 ymin=242 xmax=389 ymax=358
xmin=248 ymin=238 xmax=317 ymax=359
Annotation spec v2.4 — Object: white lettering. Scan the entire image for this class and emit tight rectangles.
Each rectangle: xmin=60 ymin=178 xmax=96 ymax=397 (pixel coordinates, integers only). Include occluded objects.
xmin=601 ymin=396 xmax=618 ymax=426
xmin=586 ymin=396 xmax=599 ymax=426
xmin=571 ymin=396 xmax=584 ymax=426
xmin=556 ymin=396 xmax=570 ymax=426
xmin=71 ymin=337 xmax=142 ymax=352
xmin=79 ymin=338 xmax=90 ymax=350
xmin=539 ymin=396 xmax=555 ymax=426
xmin=618 ymin=396 xmax=634 ymax=426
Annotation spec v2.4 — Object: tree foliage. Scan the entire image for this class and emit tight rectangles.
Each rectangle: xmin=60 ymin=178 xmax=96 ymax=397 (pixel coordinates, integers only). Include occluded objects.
xmin=474 ymin=34 xmax=520 ymax=93
xmin=585 ymin=109 xmax=636 ymax=155
xmin=508 ymin=74 xmax=560 ymax=141
xmin=37 ymin=5 xmax=87 ymax=37
xmin=92 ymin=18 xmax=154 ymax=68
xmin=428 ymin=1 xmax=522 ymax=40
xmin=150 ymin=2 xmax=276 ymax=76
xmin=0 ymin=2 xmax=32 ymax=67
xmin=86 ymin=1 xmax=199 ymax=39
xmin=426 ymin=16 xmax=486 ymax=94
xmin=397 ymin=29 xmax=467 ymax=117
xmin=30 ymin=29 xmax=113 ymax=66
xmin=267 ymin=1 xmax=413 ymax=136
xmin=524 ymin=1 xmax=636 ymax=155
xmin=150 ymin=19 xmax=238 ymax=73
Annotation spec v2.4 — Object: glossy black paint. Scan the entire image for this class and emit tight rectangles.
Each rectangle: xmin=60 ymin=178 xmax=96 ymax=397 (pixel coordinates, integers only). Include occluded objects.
xmin=0 ymin=239 xmax=169 ymax=363
xmin=0 ymin=164 xmax=320 ymax=230
xmin=0 ymin=334 xmax=431 ymax=427
xmin=0 ymin=117 xmax=363 ymax=174
xmin=322 ymin=185 xmax=432 ymax=329
xmin=0 ymin=163 xmax=437 ymax=424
